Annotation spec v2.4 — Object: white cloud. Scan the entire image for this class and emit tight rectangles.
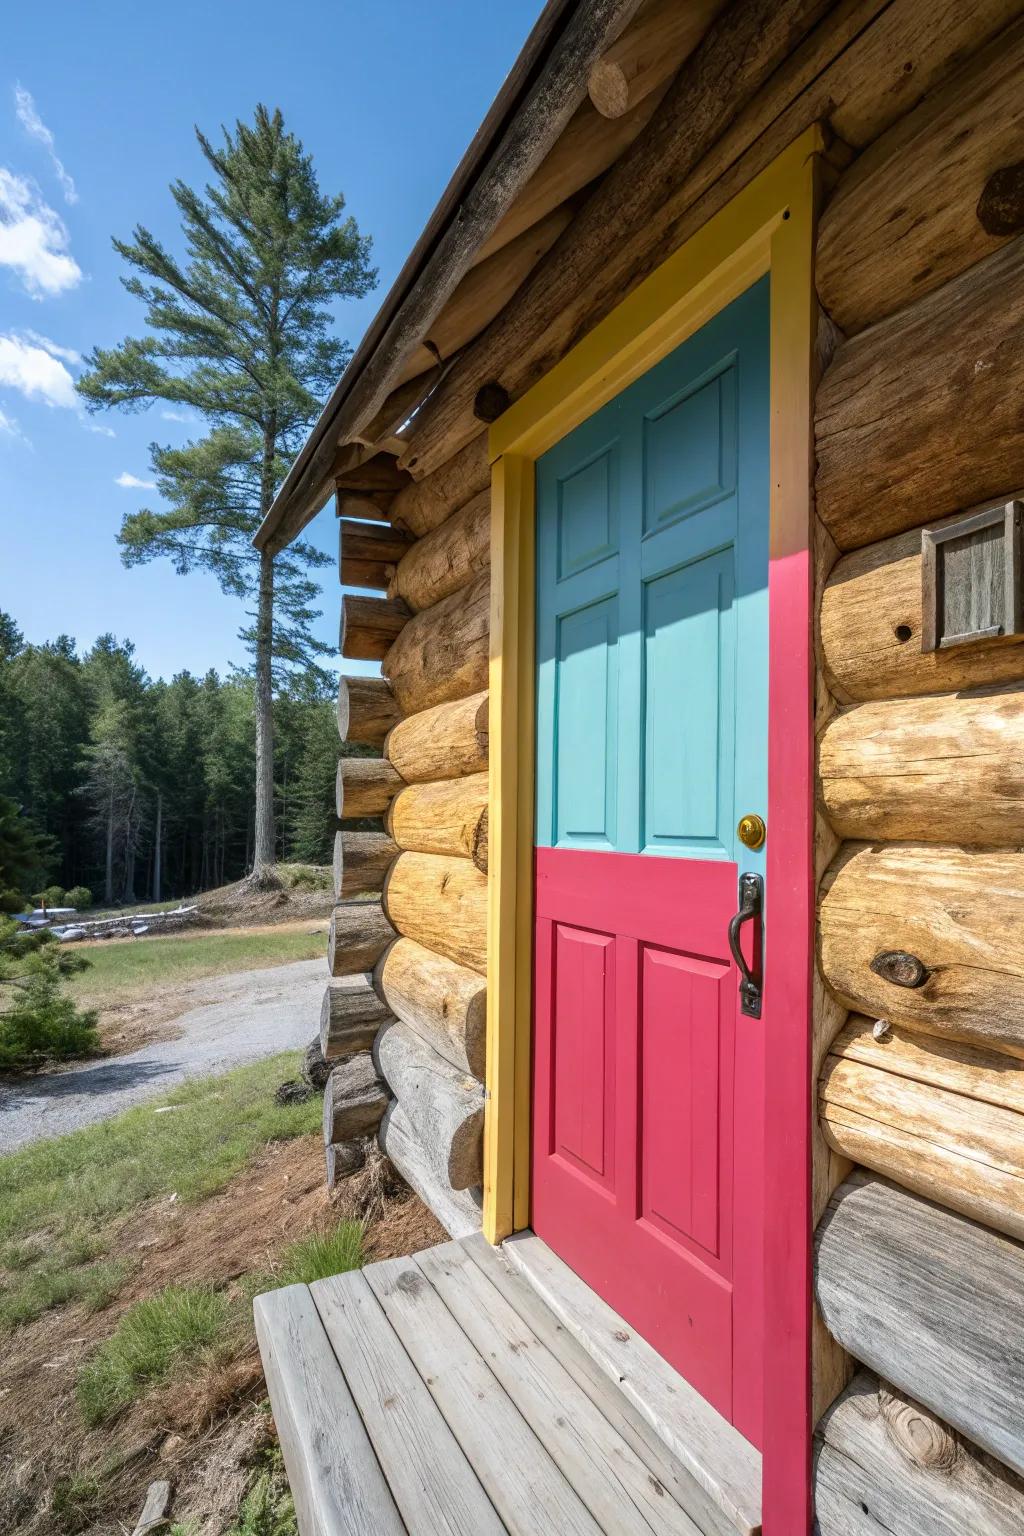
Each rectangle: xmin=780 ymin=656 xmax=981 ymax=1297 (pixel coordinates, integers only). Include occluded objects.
xmin=0 ymin=168 xmax=81 ymax=297
xmin=14 ymin=85 xmax=77 ymax=204
xmin=161 ymin=409 xmax=193 ymax=423
xmin=21 ymin=328 xmax=80 ymax=364
xmin=0 ymin=405 xmax=27 ymax=443
xmin=88 ymin=422 xmax=115 ymax=438
xmin=0 ymin=331 xmax=77 ymax=408
xmin=115 ymin=471 xmax=156 ymax=489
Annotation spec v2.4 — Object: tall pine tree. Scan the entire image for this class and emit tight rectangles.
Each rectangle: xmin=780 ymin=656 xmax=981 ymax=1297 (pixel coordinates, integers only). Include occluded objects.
xmin=78 ymin=106 xmax=375 ymax=884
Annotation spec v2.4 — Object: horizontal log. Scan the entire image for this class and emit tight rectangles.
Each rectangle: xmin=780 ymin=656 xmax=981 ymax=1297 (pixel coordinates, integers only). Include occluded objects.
xmin=319 ymin=976 xmax=392 ymax=1062
xmin=819 ymin=843 xmax=1024 ymax=1057
xmin=374 ymin=936 xmax=486 ymax=1080
xmin=325 ymin=1139 xmax=367 ymax=1189
xmin=323 ymin=1053 xmax=389 ymax=1143
xmin=333 ymin=830 xmax=399 ymax=900
xmin=374 ymin=1018 xmax=484 ymax=1190
xmin=398 ymin=207 xmax=574 ymax=384
xmin=340 ymin=594 xmax=410 ymax=662
xmin=383 ymin=571 xmax=489 ymax=716
xmin=336 ymin=756 xmax=404 ymax=819
xmin=338 ymin=519 xmax=414 ymax=591
xmin=382 ymin=852 xmax=487 ymax=974
xmin=334 ymin=451 xmax=408 ymax=494
xmin=819 ymin=501 xmax=1024 ymax=702
xmin=820 ymin=1017 xmax=1024 ymax=1241
xmin=819 ymin=685 xmax=1024 ymax=843
xmin=815 ymin=1170 xmax=1024 ymax=1477
xmin=588 ymin=0 xmax=725 ymax=119
xmin=815 ymin=1371 xmax=1024 ymax=1536
xmin=816 ymin=234 xmax=1024 ymax=550
xmin=817 ymin=19 xmax=1024 ymax=334
xmin=327 ymin=900 xmax=397 ymax=977
xmin=335 ymin=491 xmax=392 ymax=522
xmin=399 ymin=0 xmax=1019 ymax=480
xmin=390 ymin=489 xmax=490 ymax=614
xmin=476 ymin=89 xmax=667 ymax=264
xmin=388 ymin=433 xmax=490 ymax=541
xmin=378 ymin=1101 xmax=482 ymax=1240
xmin=384 ymin=691 xmax=488 ymax=783
xmin=387 ymin=773 xmax=489 ymax=872
xmin=337 ymin=674 xmax=400 ymax=747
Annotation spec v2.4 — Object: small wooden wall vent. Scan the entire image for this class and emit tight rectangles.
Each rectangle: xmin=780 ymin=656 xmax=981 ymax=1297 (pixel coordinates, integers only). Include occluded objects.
xmin=922 ymin=500 xmax=1023 ymax=652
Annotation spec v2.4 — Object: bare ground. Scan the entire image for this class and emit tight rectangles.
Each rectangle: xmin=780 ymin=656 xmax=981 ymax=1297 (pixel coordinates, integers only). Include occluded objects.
xmin=0 ymin=1134 xmax=447 ymax=1536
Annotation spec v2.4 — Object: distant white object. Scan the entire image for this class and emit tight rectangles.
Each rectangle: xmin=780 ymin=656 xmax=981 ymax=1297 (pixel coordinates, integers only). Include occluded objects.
xmin=131 ymin=924 xmax=150 ymax=936
xmin=55 ymin=927 xmax=87 ymax=943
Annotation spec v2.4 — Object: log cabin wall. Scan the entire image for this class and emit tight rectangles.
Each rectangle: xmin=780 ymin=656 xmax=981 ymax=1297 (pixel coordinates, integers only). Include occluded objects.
xmin=261 ymin=1 xmax=1024 ymax=1528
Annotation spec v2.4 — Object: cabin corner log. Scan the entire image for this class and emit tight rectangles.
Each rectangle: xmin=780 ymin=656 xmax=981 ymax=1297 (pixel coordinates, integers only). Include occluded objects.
xmin=382 ymin=571 xmax=490 ymax=716
xmin=815 ymin=233 xmax=1024 ymax=550
xmin=374 ymin=936 xmax=486 ymax=1081
xmin=389 ymin=489 xmax=490 ymax=613
xmin=382 ymin=852 xmax=487 ymax=974
xmin=818 ymin=842 xmax=1024 ymax=1056
xmin=337 ymin=674 xmax=401 ymax=746
xmin=815 ymin=19 xmax=1024 ymax=336
xmin=336 ymin=756 xmax=404 ymax=819
xmin=819 ymin=1016 xmax=1024 ymax=1242
xmin=384 ymin=691 xmax=488 ymax=782
xmin=340 ymin=594 xmax=410 ymax=662
xmin=819 ymin=500 xmax=1024 ymax=702
xmin=587 ymin=0 xmax=725 ymax=120
xmin=814 ymin=1370 xmax=1024 ymax=1536
xmin=387 ymin=773 xmax=489 ymax=872
xmin=815 ymin=1170 xmax=1024 ymax=1478
xmin=323 ymin=1053 xmax=389 ymax=1143
xmin=319 ymin=976 xmax=392 ymax=1062
xmin=374 ymin=1018 xmax=484 ymax=1190
xmin=325 ymin=1138 xmax=367 ymax=1189
xmin=327 ymin=900 xmax=397 ymax=977
xmin=338 ymin=520 xmax=415 ymax=591
xmin=388 ymin=433 xmax=490 ymax=539
xmin=332 ymin=831 xmax=400 ymax=901
xmin=378 ymin=1101 xmax=482 ymax=1240
xmin=818 ymin=685 xmax=1024 ymax=844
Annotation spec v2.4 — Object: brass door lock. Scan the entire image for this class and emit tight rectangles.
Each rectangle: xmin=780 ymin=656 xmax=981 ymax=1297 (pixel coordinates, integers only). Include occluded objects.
xmin=737 ymin=813 xmax=766 ymax=851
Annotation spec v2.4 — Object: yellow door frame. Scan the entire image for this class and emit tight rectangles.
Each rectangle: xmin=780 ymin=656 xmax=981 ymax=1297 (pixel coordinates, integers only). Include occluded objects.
xmin=483 ymin=124 xmax=824 ymax=1246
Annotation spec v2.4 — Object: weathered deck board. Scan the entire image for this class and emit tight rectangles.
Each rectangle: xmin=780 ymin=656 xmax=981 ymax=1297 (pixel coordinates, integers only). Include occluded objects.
xmin=257 ymin=1233 xmax=760 ymax=1536
xmin=365 ymin=1254 xmax=604 ymax=1536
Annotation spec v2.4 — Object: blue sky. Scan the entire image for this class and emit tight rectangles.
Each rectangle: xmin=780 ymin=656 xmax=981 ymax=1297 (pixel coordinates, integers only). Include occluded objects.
xmin=1 ymin=1 xmax=539 ymax=681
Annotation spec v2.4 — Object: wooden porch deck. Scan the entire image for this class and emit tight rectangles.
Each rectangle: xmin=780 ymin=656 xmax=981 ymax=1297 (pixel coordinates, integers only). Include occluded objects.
xmin=254 ymin=1231 xmax=761 ymax=1536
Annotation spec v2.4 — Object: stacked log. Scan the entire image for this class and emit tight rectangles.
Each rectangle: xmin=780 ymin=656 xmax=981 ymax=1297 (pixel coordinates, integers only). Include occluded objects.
xmin=382 ymin=853 xmax=487 ymax=975
xmin=374 ymin=1019 xmax=484 ymax=1191
xmin=382 ymin=570 xmax=490 ymax=715
xmin=384 ymin=692 xmax=488 ymax=782
xmin=338 ymin=520 xmax=414 ymax=590
xmin=323 ymin=1054 xmax=389 ymax=1143
xmin=374 ymin=938 xmax=486 ymax=1081
xmin=387 ymin=774 xmax=488 ymax=871
xmin=320 ymin=976 xmax=392 ymax=1063
xmin=327 ymin=901 xmax=396 ymax=977
xmin=332 ymin=830 xmax=399 ymax=900
xmin=336 ymin=756 xmax=403 ymax=819
xmin=337 ymin=674 xmax=400 ymax=747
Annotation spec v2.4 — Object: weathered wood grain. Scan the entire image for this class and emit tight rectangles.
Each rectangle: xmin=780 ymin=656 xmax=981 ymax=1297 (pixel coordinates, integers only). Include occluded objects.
xmin=374 ymin=936 xmax=486 ymax=1081
xmin=814 ymin=1371 xmax=1024 ymax=1536
xmin=390 ymin=489 xmax=490 ymax=613
xmin=588 ymin=0 xmax=725 ymax=119
xmin=378 ymin=1101 xmax=482 ymax=1239
xmin=820 ymin=1017 xmax=1024 ymax=1239
xmin=340 ymin=594 xmax=409 ymax=662
xmin=815 ymin=1171 xmax=1024 ymax=1478
xmin=817 ymin=19 xmax=1024 ymax=333
xmin=338 ymin=519 xmax=414 ymax=591
xmin=319 ymin=976 xmax=392 ymax=1062
xmin=387 ymin=772 xmax=489 ymax=871
xmin=323 ymin=1054 xmax=388 ymax=1143
xmin=384 ymin=691 xmax=488 ymax=783
xmin=819 ymin=501 xmax=1024 ymax=702
xmin=310 ymin=1270 xmax=505 ymax=1535
xmin=382 ymin=852 xmax=487 ymax=974
xmin=374 ymin=1018 xmax=483 ymax=1190
xmin=819 ymin=685 xmax=1024 ymax=843
xmin=818 ymin=843 xmax=1024 ymax=1056
xmin=327 ymin=900 xmax=396 ymax=977
xmin=389 ymin=433 xmax=490 ymax=540
xmin=816 ymin=235 xmax=1024 ymax=549
xmin=335 ymin=755 xmax=403 ymax=819
xmin=253 ymin=1282 xmax=404 ymax=1535
xmin=332 ymin=830 xmax=399 ymax=901
xmin=382 ymin=571 xmax=489 ymax=716
xmin=337 ymin=674 xmax=400 ymax=747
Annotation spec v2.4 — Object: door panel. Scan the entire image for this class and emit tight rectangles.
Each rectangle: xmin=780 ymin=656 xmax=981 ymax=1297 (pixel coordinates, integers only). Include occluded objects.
xmin=532 ymin=278 xmax=770 ymax=1446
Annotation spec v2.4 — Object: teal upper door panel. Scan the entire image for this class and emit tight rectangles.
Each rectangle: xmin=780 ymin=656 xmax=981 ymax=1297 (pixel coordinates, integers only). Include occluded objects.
xmin=535 ymin=277 xmax=770 ymax=867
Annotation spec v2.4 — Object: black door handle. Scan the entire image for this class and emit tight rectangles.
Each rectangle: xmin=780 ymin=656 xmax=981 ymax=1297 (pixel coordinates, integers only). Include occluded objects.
xmin=728 ymin=872 xmax=763 ymax=1018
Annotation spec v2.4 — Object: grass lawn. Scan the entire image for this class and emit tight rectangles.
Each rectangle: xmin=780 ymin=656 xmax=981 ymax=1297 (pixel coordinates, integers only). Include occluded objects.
xmin=0 ymin=1052 xmax=323 ymax=1330
xmin=68 ymin=925 xmax=324 ymax=1012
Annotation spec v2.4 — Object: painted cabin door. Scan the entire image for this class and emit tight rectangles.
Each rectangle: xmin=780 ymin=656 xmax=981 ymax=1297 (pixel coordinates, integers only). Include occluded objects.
xmin=532 ymin=278 xmax=769 ymax=1447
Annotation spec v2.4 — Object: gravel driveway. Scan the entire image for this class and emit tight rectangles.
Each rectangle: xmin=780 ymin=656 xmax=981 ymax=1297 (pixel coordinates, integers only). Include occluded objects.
xmin=0 ymin=957 xmax=336 ymax=1152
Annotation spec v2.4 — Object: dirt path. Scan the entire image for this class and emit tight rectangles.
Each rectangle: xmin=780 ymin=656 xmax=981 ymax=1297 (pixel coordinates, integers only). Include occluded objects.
xmin=0 ymin=958 xmax=345 ymax=1151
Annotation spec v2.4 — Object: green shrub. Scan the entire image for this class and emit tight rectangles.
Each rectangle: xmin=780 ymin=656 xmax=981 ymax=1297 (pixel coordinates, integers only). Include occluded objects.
xmin=250 ymin=1220 xmax=363 ymax=1295
xmin=77 ymin=1284 xmax=229 ymax=1424
xmin=0 ymin=954 xmax=99 ymax=1069
xmin=63 ymin=886 xmax=93 ymax=910
xmin=35 ymin=885 xmax=66 ymax=908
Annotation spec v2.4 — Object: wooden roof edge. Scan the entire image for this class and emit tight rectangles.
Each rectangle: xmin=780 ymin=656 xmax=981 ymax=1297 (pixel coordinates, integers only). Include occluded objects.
xmin=255 ymin=0 xmax=579 ymax=555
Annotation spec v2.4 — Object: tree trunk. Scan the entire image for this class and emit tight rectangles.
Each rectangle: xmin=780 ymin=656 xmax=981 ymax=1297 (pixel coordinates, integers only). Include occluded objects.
xmin=105 ymin=785 xmax=114 ymax=906
xmin=251 ymin=545 xmax=278 ymax=884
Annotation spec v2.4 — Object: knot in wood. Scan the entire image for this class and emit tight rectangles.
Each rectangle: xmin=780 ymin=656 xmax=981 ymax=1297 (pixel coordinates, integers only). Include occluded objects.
xmin=977 ymin=162 xmax=1024 ymax=237
xmin=879 ymin=1387 xmax=960 ymax=1472
xmin=473 ymin=381 xmax=511 ymax=423
xmin=869 ymin=950 xmax=930 ymax=989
